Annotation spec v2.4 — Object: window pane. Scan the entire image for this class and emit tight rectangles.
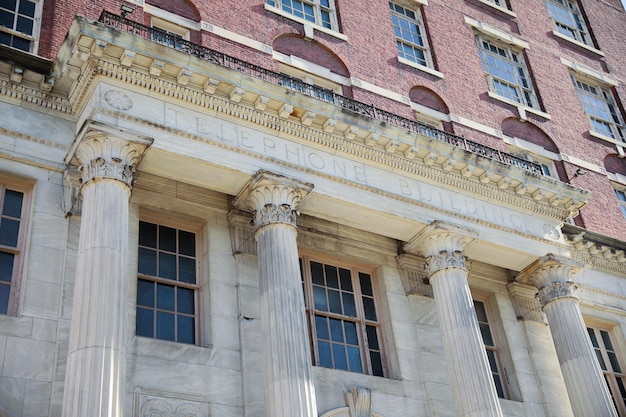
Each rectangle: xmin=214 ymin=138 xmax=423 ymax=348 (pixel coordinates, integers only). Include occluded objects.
xmin=366 ymin=325 xmax=379 ymax=350
xmin=342 ymin=292 xmax=356 ymax=317
xmin=177 ymin=287 xmax=195 ymax=315
xmin=480 ymin=323 xmax=495 ymax=346
xmin=177 ymin=315 xmax=195 ymax=344
xmin=19 ymin=0 xmax=36 ymax=16
xmin=159 ymin=226 xmax=177 ymax=252
xmin=474 ymin=300 xmax=488 ymax=322
xmin=138 ymin=248 xmax=157 ymax=276
xmin=0 ymin=11 xmax=13 ymax=29
xmin=339 ymin=268 xmax=352 ymax=291
xmin=318 ymin=341 xmax=332 ymax=368
xmin=156 ymin=311 xmax=175 ymax=341
xmin=359 ymin=273 xmax=373 ymax=296
xmin=370 ymin=351 xmax=384 ymax=376
xmin=178 ymin=256 xmax=196 ymax=284
xmin=3 ymin=0 xmax=17 ymax=11
xmin=493 ymin=374 xmax=505 ymax=398
xmin=328 ymin=289 xmax=342 ymax=314
xmin=315 ymin=315 xmax=329 ymax=340
xmin=178 ymin=230 xmax=195 ymax=256
xmin=0 ymin=218 xmax=20 ymax=247
xmin=311 ymin=261 xmax=324 ymax=285
xmin=362 ymin=297 xmax=377 ymax=321
xmin=313 ymin=285 xmax=327 ymax=311
xmin=136 ymin=307 xmax=153 ymax=337
xmin=347 ymin=346 xmax=362 ymax=373
xmin=344 ymin=321 xmax=358 ymax=345
xmin=325 ymin=264 xmax=339 ymax=288
xmin=0 ymin=282 xmax=9 ymax=314
xmin=0 ymin=251 xmax=14 ymax=282
xmin=588 ymin=327 xmax=600 ymax=347
xmin=2 ymin=189 xmax=23 ymax=218
xmin=156 ymin=283 xmax=175 ymax=310
xmin=16 ymin=15 xmax=32 ymax=34
xmin=158 ymin=252 xmax=176 ymax=280
xmin=139 ymin=221 xmax=157 ymax=248
xmin=332 ymin=343 xmax=348 ymax=370
xmin=329 ymin=318 xmax=344 ymax=342
xmin=136 ymin=279 xmax=154 ymax=307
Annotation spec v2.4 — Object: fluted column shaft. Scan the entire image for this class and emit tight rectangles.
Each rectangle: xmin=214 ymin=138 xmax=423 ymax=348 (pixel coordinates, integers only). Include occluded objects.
xmin=405 ymin=222 xmax=503 ymax=417
xmin=518 ymin=255 xmax=617 ymax=417
xmin=62 ymin=131 xmax=150 ymax=417
xmin=234 ymin=170 xmax=316 ymax=417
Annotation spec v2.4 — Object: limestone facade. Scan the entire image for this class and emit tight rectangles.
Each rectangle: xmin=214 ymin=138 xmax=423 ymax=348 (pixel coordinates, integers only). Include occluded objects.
xmin=0 ymin=2 xmax=625 ymax=417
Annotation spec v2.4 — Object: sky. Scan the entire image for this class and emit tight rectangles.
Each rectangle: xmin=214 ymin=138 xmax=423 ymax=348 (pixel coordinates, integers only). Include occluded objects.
xmin=622 ymin=0 xmax=626 ymax=11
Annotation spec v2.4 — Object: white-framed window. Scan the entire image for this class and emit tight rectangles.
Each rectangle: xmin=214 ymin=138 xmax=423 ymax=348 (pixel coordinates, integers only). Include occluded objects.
xmin=0 ymin=0 xmax=42 ymax=53
xmin=485 ymin=0 xmax=506 ymax=7
xmin=614 ymin=187 xmax=626 ymax=219
xmin=510 ymin=149 xmax=558 ymax=178
xmin=476 ymin=34 xmax=538 ymax=109
xmin=267 ymin=0 xmax=337 ymax=30
xmin=573 ymin=76 xmax=626 ymax=142
xmin=390 ymin=2 xmax=433 ymax=69
xmin=588 ymin=326 xmax=626 ymax=416
xmin=136 ymin=218 xmax=201 ymax=345
xmin=0 ymin=180 xmax=31 ymax=316
xmin=151 ymin=16 xmax=190 ymax=49
xmin=474 ymin=299 xmax=509 ymax=399
xmin=300 ymin=254 xmax=386 ymax=377
xmin=546 ymin=0 xmax=591 ymax=46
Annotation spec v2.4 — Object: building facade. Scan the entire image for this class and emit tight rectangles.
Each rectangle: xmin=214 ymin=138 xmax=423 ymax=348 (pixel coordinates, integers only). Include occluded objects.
xmin=1 ymin=0 xmax=626 ymax=416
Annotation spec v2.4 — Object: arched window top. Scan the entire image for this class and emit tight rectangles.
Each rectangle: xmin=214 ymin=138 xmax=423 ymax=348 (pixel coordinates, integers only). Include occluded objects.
xmin=408 ymin=86 xmax=449 ymax=115
xmin=501 ymin=118 xmax=559 ymax=153
xmin=146 ymin=0 xmax=201 ymax=22
xmin=273 ymin=34 xmax=349 ymax=78
xmin=605 ymin=154 xmax=626 ymax=176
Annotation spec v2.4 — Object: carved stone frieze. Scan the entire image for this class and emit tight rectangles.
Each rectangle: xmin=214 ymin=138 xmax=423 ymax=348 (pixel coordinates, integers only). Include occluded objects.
xmin=233 ymin=170 xmax=313 ymax=231
xmin=134 ymin=389 xmax=210 ymax=417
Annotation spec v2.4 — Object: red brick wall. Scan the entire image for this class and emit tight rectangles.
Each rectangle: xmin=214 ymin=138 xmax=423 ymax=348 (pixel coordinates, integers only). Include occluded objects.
xmin=37 ymin=0 xmax=626 ymax=240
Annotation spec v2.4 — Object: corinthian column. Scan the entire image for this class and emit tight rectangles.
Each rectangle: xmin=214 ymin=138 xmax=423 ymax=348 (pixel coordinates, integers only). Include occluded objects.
xmin=62 ymin=125 xmax=152 ymax=417
xmin=233 ymin=170 xmax=317 ymax=417
xmin=517 ymin=254 xmax=617 ymax=417
xmin=404 ymin=221 xmax=503 ymax=417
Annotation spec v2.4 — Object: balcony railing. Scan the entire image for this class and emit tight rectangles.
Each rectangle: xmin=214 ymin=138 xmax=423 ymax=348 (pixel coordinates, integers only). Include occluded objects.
xmin=98 ymin=11 xmax=543 ymax=175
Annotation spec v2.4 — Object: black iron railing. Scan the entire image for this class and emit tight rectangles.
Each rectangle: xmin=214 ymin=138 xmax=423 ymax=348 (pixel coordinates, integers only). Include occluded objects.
xmin=98 ymin=11 xmax=543 ymax=175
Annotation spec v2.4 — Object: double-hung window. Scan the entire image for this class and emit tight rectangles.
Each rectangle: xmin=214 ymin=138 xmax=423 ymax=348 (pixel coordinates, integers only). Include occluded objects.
xmin=475 ymin=299 xmax=508 ymax=399
xmin=588 ymin=326 xmax=626 ymax=415
xmin=477 ymin=35 xmax=537 ymax=109
xmin=300 ymin=255 xmax=385 ymax=377
xmin=136 ymin=220 xmax=200 ymax=345
xmin=546 ymin=0 xmax=591 ymax=46
xmin=0 ymin=182 xmax=30 ymax=316
xmin=267 ymin=0 xmax=337 ymax=30
xmin=573 ymin=76 xmax=625 ymax=142
xmin=390 ymin=2 xmax=433 ymax=69
xmin=0 ymin=0 xmax=40 ymax=53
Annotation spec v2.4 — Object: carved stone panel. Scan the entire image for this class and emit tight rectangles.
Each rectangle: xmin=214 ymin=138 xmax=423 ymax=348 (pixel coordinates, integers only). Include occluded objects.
xmin=134 ymin=388 xmax=210 ymax=417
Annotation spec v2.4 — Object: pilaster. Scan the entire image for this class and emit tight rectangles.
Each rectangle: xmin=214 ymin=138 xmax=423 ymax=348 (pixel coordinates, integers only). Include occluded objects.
xmin=516 ymin=254 xmax=617 ymax=417
xmin=403 ymin=221 xmax=503 ymax=417
xmin=233 ymin=170 xmax=316 ymax=417
xmin=62 ymin=122 xmax=152 ymax=417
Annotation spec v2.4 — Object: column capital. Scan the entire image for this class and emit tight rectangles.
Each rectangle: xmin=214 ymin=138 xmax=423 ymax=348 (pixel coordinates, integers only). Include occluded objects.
xmin=515 ymin=254 xmax=583 ymax=306
xmin=402 ymin=221 xmax=477 ymax=276
xmin=233 ymin=170 xmax=313 ymax=230
xmin=65 ymin=121 xmax=153 ymax=189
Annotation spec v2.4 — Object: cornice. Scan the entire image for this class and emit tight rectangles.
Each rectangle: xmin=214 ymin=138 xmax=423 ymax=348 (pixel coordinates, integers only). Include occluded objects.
xmin=0 ymin=78 xmax=72 ymax=114
xmin=564 ymin=234 xmax=626 ymax=276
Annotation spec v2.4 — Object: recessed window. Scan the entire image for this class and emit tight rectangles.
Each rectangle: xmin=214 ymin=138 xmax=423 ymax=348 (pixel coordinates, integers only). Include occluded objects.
xmin=136 ymin=220 xmax=200 ymax=345
xmin=475 ymin=299 xmax=509 ymax=399
xmin=0 ymin=181 xmax=30 ymax=316
xmin=588 ymin=326 xmax=626 ymax=415
xmin=390 ymin=2 xmax=433 ymax=69
xmin=267 ymin=0 xmax=337 ymax=30
xmin=151 ymin=17 xmax=190 ymax=49
xmin=476 ymin=34 xmax=538 ymax=109
xmin=300 ymin=255 xmax=385 ymax=377
xmin=614 ymin=187 xmax=626 ymax=219
xmin=547 ymin=0 xmax=592 ymax=46
xmin=0 ymin=0 xmax=41 ymax=53
xmin=572 ymin=76 xmax=625 ymax=142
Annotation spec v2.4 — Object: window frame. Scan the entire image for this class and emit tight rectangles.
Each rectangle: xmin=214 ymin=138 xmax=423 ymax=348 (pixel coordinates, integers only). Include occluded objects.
xmin=476 ymin=34 xmax=538 ymax=110
xmin=266 ymin=0 xmax=339 ymax=32
xmin=473 ymin=297 xmax=510 ymax=399
xmin=0 ymin=0 xmax=43 ymax=54
xmin=150 ymin=16 xmax=190 ymax=49
xmin=546 ymin=0 xmax=592 ymax=46
xmin=572 ymin=75 xmax=626 ymax=143
xmin=389 ymin=2 xmax=435 ymax=70
xmin=614 ymin=185 xmax=626 ymax=219
xmin=587 ymin=325 xmax=626 ymax=416
xmin=0 ymin=177 xmax=32 ymax=317
xmin=299 ymin=252 xmax=387 ymax=377
xmin=135 ymin=212 xmax=203 ymax=346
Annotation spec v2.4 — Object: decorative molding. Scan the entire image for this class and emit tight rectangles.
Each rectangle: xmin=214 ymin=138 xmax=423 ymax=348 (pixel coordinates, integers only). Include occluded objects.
xmin=403 ymin=221 xmax=477 ymax=257
xmin=0 ymin=79 xmax=72 ymax=114
xmin=536 ymin=280 xmax=578 ymax=306
xmin=564 ymin=233 xmax=626 ymax=275
xmin=232 ymin=170 xmax=313 ymax=230
xmin=396 ymin=253 xmax=432 ymax=297
xmin=134 ymin=388 xmax=210 ymax=417
xmin=507 ymin=282 xmax=545 ymax=323
xmin=227 ymin=209 xmax=257 ymax=255
xmin=344 ymin=386 xmax=372 ymax=417
xmin=0 ymin=127 xmax=69 ymax=151
xmin=425 ymin=250 xmax=469 ymax=276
